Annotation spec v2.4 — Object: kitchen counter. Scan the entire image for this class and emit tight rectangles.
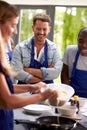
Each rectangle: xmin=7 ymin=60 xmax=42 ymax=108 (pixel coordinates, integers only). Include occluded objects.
xmin=14 ymin=106 xmax=87 ymax=130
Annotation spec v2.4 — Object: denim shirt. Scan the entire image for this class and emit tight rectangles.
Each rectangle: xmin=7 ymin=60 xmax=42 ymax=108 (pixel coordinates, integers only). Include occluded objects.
xmin=12 ymin=37 xmax=62 ymax=83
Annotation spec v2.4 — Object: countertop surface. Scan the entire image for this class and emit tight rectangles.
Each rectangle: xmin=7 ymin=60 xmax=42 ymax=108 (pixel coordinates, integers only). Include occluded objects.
xmin=14 ymin=104 xmax=87 ymax=130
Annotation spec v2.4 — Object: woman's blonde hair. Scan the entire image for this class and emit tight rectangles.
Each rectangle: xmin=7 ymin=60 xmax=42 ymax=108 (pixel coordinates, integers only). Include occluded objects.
xmin=0 ymin=0 xmax=18 ymax=77
xmin=0 ymin=30 xmax=17 ymax=77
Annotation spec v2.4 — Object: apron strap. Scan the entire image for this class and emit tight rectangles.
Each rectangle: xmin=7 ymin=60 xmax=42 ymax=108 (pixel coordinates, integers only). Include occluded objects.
xmin=29 ymin=38 xmax=35 ymax=67
xmin=71 ymin=50 xmax=80 ymax=77
xmin=7 ymin=43 xmax=12 ymax=61
xmin=43 ymin=41 xmax=48 ymax=67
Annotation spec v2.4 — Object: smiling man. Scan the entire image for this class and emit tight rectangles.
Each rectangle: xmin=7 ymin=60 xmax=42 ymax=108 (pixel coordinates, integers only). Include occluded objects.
xmin=61 ymin=27 xmax=87 ymax=98
xmin=12 ymin=13 xmax=62 ymax=84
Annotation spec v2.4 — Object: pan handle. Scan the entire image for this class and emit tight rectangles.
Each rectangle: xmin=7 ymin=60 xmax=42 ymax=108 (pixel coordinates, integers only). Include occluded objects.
xmin=15 ymin=119 xmax=39 ymax=127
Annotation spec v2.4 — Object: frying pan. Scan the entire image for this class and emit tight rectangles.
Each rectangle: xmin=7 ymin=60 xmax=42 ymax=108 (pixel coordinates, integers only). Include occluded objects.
xmin=15 ymin=115 xmax=77 ymax=130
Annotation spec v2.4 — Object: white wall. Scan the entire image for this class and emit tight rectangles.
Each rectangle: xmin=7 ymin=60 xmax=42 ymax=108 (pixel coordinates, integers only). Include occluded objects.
xmin=3 ymin=0 xmax=87 ymax=6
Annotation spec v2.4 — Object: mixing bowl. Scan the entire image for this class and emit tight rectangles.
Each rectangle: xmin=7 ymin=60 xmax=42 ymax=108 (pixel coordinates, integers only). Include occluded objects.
xmin=47 ymin=83 xmax=75 ymax=107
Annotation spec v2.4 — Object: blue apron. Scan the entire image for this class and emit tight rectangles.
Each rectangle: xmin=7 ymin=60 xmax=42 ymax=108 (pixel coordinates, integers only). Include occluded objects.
xmin=7 ymin=44 xmax=13 ymax=62
xmin=0 ymin=62 xmax=14 ymax=130
xmin=19 ymin=39 xmax=54 ymax=130
xmin=18 ymin=38 xmax=53 ymax=84
xmin=70 ymin=50 xmax=87 ymax=98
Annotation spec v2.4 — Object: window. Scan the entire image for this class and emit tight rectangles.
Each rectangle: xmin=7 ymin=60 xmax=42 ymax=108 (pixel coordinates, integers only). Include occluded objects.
xmin=19 ymin=9 xmax=46 ymax=42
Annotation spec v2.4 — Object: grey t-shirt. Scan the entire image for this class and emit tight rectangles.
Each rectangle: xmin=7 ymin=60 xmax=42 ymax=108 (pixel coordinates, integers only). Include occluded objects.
xmin=62 ymin=45 xmax=87 ymax=78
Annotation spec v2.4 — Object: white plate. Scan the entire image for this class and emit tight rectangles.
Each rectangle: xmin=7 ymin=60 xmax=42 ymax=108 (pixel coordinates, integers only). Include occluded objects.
xmin=23 ymin=104 xmax=51 ymax=114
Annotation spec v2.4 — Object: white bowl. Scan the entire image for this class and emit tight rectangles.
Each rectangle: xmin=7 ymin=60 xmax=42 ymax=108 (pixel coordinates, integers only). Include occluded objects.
xmin=58 ymin=105 xmax=76 ymax=116
xmin=47 ymin=83 xmax=75 ymax=107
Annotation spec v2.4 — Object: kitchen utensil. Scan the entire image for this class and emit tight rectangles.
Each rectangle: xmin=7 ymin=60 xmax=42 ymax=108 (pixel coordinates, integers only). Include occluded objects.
xmin=47 ymin=83 xmax=75 ymax=107
xmin=23 ymin=104 xmax=51 ymax=114
xmin=15 ymin=115 xmax=77 ymax=130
